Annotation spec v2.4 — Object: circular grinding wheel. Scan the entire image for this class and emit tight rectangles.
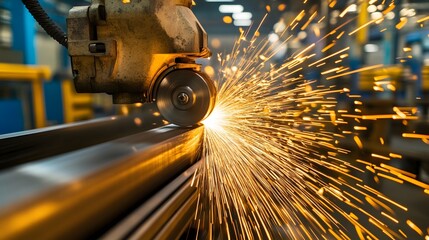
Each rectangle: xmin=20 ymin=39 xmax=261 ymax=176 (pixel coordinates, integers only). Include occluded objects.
xmin=156 ymin=69 xmax=216 ymax=126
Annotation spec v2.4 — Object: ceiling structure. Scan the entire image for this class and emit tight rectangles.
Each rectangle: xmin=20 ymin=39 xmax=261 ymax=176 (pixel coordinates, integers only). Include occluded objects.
xmin=193 ymin=0 xmax=429 ymax=36
xmin=193 ymin=0 xmax=290 ymax=35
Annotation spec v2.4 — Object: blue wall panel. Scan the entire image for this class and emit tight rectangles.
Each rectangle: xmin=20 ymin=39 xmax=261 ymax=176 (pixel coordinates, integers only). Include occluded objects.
xmin=0 ymin=100 xmax=24 ymax=134
xmin=44 ymin=81 xmax=64 ymax=125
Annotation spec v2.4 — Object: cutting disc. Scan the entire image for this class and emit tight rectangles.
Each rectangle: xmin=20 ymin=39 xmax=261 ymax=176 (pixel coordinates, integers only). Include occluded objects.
xmin=156 ymin=69 xmax=216 ymax=126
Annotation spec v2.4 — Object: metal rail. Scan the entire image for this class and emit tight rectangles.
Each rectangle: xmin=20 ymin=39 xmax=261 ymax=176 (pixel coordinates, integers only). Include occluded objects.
xmin=0 ymin=124 xmax=204 ymax=240
xmin=0 ymin=103 xmax=164 ymax=169
xmin=102 ymin=162 xmax=201 ymax=240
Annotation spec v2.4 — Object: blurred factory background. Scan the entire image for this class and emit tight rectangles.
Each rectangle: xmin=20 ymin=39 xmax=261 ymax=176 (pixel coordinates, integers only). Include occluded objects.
xmin=0 ymin=0 xmax=428 ymax=130
xmin=0 ymin=0 xmax=429 ymax=239
xmin=2 ymin=0 xmax=428 ymax=173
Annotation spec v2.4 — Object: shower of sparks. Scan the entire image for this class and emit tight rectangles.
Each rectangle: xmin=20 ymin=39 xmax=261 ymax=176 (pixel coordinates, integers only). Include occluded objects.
xmin=192 ymin=1 xmax=429 ymax=239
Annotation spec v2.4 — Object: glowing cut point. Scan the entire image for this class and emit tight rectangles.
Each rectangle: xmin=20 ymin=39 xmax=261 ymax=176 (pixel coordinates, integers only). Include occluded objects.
xmin=202 ymin=107 xmax=226 ymax=131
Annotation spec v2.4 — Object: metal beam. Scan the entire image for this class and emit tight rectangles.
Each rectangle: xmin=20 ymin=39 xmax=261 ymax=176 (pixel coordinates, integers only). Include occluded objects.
xmin=0 ymin=104 xmax=165 ymax=169
xmin=0 ymin=125 xmax=204 ymax=239
xmin=101 ymin=162 xmax=201 ymax=239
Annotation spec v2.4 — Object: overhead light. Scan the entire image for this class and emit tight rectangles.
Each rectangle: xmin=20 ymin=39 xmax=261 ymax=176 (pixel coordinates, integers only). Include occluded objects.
xmin=273 ymin=20 xmax=286 ymax=33
xmin=370 ymin=12 xmax=383 ymax=20
xmin=268 ymin=33 xmax=279 ymax=43
xmin=219 ymin=5 xmax=244 ymax=13
xmin=386 ymin=12 xmax=395 ymax=20
xmin=364 ymin=44 xmax=379 ymax=53
xmin=367 ymin=5 xmax=377 ymax=13
xmin=232 ymin=12 xmax=252 ymax=20
xmin=274 ymin=21 xmax=286 ymax=33
xmin=233 ymin=19 xmax=251 ymax=27
xmin=206 ymin=0 xmax=234 ymax=2
xmin=400 ymin=8 xmax=409 ymax=16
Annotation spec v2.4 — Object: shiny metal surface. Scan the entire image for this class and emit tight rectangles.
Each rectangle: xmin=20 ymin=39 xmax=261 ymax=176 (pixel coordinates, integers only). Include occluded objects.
xmin=0 ymin=125 xmax=203 ymax=240
xmin=155 ymin=192 xmax=197 ymax=240
xmin=0 ymin=103 xmax=164 ymax=169
xmin=101 ymin=162 xmax=201 ymax=240
xmin=157 ymin=69 xmax=216 ymax=126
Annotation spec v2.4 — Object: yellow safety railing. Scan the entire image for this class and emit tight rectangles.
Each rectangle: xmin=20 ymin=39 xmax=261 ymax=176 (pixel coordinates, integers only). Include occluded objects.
xmin=359 ymin=65 xmax=403 ymax=91
xmin=423 ymin=66 xmax=429 ymax=91
xmin=0 ymin=63 xmax=51 ymax=128
xmin=62 ymin=80 xmax=93 ymax=123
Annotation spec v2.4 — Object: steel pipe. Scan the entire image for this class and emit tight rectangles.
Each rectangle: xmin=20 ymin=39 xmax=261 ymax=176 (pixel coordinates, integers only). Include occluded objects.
xmin=0 ymin=125 xmax=203 ymax=240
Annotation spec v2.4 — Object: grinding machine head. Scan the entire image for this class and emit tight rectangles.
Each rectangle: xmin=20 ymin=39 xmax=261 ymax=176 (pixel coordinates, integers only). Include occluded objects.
xmin=66 ymin=0 xmax=216 ymax=126
xmin=156 ymin=69 xmax=216 ymax=126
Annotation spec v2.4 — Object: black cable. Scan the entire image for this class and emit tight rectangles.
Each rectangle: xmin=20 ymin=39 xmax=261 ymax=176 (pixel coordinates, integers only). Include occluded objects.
xmin=21 ymin=0 xmax=68 ymax=48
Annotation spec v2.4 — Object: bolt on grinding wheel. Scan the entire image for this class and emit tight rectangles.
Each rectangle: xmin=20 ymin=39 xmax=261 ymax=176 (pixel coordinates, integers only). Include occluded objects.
xmin=156 ymin=69 xmax=216 ymax=126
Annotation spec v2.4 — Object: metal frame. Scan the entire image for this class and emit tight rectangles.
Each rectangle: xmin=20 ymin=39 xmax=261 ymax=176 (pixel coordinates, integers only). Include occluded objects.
xmin=0 ymin=63 xmax=51 ymax=128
